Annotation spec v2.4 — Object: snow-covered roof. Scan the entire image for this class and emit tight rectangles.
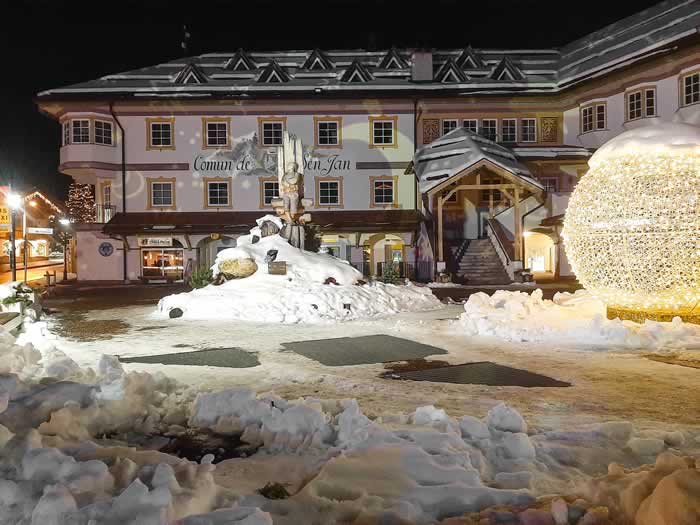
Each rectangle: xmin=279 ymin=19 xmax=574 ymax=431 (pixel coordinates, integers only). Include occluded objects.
xmin=36 ymin=5 xmax=700 ymax=100
xmin=414 ymin=128 xmax=544 ymax=194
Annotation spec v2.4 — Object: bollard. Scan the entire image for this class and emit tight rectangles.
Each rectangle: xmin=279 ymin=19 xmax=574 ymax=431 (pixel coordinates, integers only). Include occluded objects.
xmin=45 ymin=272 xmax=51 ymax=287
xmin=52 ymin=271 xmax=57 ymax=286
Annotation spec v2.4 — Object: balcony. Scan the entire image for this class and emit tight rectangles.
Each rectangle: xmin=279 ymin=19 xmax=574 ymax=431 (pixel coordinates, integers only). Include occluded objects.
xmin=59 ymin=144 xmax=120 ymax=184
xmin=96 ymin=204 xmax=116 ymax=223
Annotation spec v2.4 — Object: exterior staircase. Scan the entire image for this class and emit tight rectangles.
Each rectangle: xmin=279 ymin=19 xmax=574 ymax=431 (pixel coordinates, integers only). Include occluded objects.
xmin=455 ymin=238 xmax=511 ymax=285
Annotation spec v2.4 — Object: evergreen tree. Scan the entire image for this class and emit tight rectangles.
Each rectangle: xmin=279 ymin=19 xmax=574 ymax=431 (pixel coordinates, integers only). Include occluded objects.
xmin=66 ymin=183 xmax=95 ymax=223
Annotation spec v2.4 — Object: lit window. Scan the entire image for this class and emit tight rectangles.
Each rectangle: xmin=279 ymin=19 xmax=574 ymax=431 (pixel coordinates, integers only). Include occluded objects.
xmin=372 ymin=120 xmax=395 ymax=145
xmin=62 ymin=122 xmax=70 ymax=146
xmin=373 ymin=179 xmax=394 ymax=205
xmin=501 ymin=119 xmax=516 ymax=143
xmin=520 ymin=118 xmax=536 ymax=142
xmin=627 ymin=91 xmax=642 ymax=120
xmin=683 ymin=72 xmax=700 ymax=106
xmin=72 ymin=120 xmax=90 ymax=144
xmin=462 ymin=119 xmax=478 ymax=134
xmin=319 ymin=180 xmax=340 ymax=205
xmin=262 ymin=121 xmax=284 ymax=146
xmin=645 ymin=89 xmax=656 ymax=117
xmin=263 ymin=180 xmax=279 ymax=205
xmin=149 ymin=121 xmax=173 ymax=148
xmin=442 ymin=119 xmax=458 ymax=136
xmin=207 ymin=181 xmax=229 ymax=206
xmin=151 ymin=182 xmax=173 ymax=207
xmin=481 ymin=119 xmax=497 ymax=141
xmin=206 ymin=121 xmax=229 ymax=147
xmin=95 ymin=120 xmax=113 ymax=145
xmin=318 ymin=121 xmax=339 ymax=145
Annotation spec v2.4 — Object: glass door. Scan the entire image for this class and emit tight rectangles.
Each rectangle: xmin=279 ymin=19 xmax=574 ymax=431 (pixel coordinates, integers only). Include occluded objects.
xmin=142 ymin=248 xmax=184 ymax=281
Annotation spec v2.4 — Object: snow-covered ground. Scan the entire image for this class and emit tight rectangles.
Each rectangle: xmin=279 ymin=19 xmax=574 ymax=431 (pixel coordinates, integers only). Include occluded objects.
xmin=3 ymin=310 xmax=700 ymax=524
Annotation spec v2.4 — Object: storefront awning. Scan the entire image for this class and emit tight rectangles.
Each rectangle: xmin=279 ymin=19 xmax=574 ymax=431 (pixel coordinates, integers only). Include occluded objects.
xmin=103 ymin=210 xmax=424 ymax=236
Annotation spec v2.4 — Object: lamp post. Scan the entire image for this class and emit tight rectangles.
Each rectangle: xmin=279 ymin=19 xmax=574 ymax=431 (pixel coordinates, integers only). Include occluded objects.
xmin=59 ymin=218 xmax=71 ymax=281
xmin=6 ymin=192 xmax=22 ymax=282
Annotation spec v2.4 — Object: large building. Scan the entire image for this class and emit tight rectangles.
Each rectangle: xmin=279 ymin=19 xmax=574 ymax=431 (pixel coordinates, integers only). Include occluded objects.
xmin=36 ymin=0 xmax=700 ymax=283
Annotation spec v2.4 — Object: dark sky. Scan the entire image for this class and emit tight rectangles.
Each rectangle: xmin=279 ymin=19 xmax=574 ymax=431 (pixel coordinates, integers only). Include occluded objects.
xmin=0 ymin=0 xmax=660 ymax=202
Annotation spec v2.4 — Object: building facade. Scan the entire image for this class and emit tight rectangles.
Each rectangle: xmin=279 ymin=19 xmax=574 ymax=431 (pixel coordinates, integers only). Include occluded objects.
xmin=36 ymin=0 xmax=700 ymax=283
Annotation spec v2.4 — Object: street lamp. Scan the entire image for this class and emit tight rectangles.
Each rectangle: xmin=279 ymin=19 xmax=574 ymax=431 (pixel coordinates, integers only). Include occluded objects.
xmin=59 ymin=218 xmax=71 ymax=281
xmin=6 ymin=193 xmax=22 ymax=282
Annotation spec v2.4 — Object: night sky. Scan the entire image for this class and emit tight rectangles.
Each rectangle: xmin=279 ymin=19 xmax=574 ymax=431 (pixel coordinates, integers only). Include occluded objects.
xmin=0 ymin=0 xmax=659 ymax=203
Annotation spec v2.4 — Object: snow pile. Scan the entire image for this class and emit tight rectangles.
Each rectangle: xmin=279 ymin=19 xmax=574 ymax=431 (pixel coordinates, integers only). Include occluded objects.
xmin=157 ymin=216 xmax=442 ymax=323
xmin=459 ymin=289 xmax=700 ymax=348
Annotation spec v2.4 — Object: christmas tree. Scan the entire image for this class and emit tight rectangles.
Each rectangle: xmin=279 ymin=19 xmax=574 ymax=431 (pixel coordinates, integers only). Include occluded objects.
xmin=66 ymin=183 xmax=95 ymax=223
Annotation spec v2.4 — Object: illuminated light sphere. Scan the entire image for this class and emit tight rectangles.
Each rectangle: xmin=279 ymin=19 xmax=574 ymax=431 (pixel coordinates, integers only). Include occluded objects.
xmin=563 ymin=122 xmax=700 ymax=323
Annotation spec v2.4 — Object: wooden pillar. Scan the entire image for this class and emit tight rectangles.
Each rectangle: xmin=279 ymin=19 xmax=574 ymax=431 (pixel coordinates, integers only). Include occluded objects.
xmin=513 ymin=186 xmax=521 ymax=261
xmin=489 ymin=190 xmax=494 ymax=219
xmin=437 ymin=196 xmax=444 ymax=262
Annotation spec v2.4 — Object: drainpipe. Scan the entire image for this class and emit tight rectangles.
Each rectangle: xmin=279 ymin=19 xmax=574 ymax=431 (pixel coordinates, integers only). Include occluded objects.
xmin=109 ymin=101 xmax=129 ymax=283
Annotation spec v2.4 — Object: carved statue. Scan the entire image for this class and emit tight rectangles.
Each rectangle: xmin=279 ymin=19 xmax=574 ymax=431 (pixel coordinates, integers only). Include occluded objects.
xmin=281 ymin=161 xmax=301 ymax=218
xmin=274 ymin=131 xmax=312 ymax=249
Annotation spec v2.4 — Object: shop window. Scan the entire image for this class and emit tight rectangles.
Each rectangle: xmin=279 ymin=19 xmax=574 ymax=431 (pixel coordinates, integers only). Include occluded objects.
xmin=147 ymin=118 xmax=175 ymax=149
xmin=94 ymin=120 xmax=113 ymax=145
xmin=682 ymin=71 xmax=700 ymax=106
xmin=72 ymin=120 xmax=90 ymax=144
xmin=521 ymin=118 xmax=536 ymax=142
xmin=481 ymin=119 xmax=497 ymax=141
xmin=462 ymin=119 xmax=478 ymax=134
xmin=442 ymin=119 xmax=458 ymax=136
xmin=204 ymin=118 xmax=230 ymax=148
xmin=501 ymin=119 xmax=517 ymax=143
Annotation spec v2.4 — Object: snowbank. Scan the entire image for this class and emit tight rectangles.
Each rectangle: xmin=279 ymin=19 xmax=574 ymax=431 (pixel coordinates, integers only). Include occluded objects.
xmin=459 ymin=289 xmax=700 ymax=348
xmin=157 ymin=217 xmax=442 ymax=323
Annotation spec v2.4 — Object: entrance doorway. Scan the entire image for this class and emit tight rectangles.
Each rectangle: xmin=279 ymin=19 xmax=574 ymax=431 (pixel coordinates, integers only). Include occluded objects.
xmin=141 ymin=241 xmax=185 ymax=282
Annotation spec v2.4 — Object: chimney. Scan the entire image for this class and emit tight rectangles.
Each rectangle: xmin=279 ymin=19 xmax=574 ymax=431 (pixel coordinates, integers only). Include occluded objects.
xmin=411 ymin=50 xmax=433 ymax=82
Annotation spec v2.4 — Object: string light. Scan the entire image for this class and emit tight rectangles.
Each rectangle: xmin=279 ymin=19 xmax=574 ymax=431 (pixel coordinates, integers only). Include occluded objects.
xmin=563 ymin=124 xmax=700 ymax=323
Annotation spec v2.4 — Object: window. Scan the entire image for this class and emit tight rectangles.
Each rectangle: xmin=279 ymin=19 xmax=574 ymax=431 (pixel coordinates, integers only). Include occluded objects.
xmin=581 ymin=103 xmax=605 ymax=133
xmin=369 ymin=115 xmax=398 ymax=148
xmin=205 ymin=179 xmax=231 ymax=207
xmin=95 ymin=120 xmax=113 ymax=145
xmin=521 ymin=118 xmax=536 ymax=142
xmin=540 ymin=177 xmax=558 ymax=193
xmin=682 ymin=71 xmax=700 ymax=106
xmin=501 ymin=119 xmax=516 ymax=143
xmin=462 ymin=119 xmax=478 ymax=134
xmin=103 ymin=184 xmax=111 ymax=206
xmin=148 ymin=119 xmax=174 ymax=149
xmin=62 ymin=122 xmax=70 ymax=146
xmin=372 ymin=178 xmax=394 ymax=206
xmin=627 ymin=91 xmax=643 ymax=120
xmin=261 ymin=120 xmax=284 ymax=146
xmin=442 ymin=119 xmax=458 ymax=136
xmin=317 ymin=179 xmax=341 ymax=206
xmin=204 ymin=119 xmax=230 ymax=148
xmin=150 ymin=181 xmax=174 ymax=207
xmin=645 ymin=88 xmax=656 ymax=117
xmin=72 ymin=120 xmax=90 ymax=144
xmin=481 ymin=119 xmax=497 ymax=141
xmin=315 ymin=118 xmax=341 ymax=147
xmin=262 ymin=180 xmax=279 ymax=206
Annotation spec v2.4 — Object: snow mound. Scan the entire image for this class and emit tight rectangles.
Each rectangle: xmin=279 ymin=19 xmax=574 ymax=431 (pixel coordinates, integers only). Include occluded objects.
xmin=459 ymin=289 xmax=700 ymax=348
xmin=157 ymin=218 xmax=442 ymax=323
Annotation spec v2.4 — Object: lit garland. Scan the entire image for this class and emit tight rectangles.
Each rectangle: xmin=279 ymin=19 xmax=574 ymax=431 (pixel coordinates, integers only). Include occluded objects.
xmin=563 ymin=124 xmax=700 ymax=322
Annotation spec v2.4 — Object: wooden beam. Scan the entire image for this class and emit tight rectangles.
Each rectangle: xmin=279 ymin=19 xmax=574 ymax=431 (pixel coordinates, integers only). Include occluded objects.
xmin=513 ymin=186 xmax=521 ymax=262
xmin=437 ymin=195 xmax=444 ymax=262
